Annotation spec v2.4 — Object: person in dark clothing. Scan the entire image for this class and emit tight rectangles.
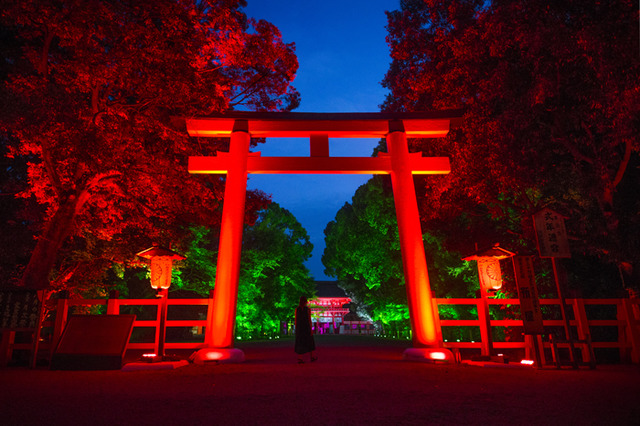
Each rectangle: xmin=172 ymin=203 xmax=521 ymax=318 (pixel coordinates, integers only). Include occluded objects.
xmin=295 ymin=296 xmax=317 ymax=363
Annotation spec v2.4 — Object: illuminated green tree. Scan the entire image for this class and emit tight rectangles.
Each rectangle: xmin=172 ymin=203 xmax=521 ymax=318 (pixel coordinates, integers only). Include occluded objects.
xmin=323 ymin=176 xmax=476 ymax=333
xmin=236 ymin=202 xmax=315 ymax=338
xmin=172 ymin=203 xmax=314 ymax=338
xmin=323 ymin=176 xmax=403 ymax=296
xmin=171 ymin=226 xmax=219 ymax=297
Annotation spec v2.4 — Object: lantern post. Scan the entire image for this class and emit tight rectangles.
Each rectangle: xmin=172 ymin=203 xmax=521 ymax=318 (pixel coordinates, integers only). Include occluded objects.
xmin=463 ymin=244 xmax=515 ymax=359
xmin=137 ymin=244 xmax=185 ymax=361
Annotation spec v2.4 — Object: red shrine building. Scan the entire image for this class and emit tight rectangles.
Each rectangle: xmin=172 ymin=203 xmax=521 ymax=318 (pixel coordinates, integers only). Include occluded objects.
xmin=308 ymin=281 xmax=351 ymax=334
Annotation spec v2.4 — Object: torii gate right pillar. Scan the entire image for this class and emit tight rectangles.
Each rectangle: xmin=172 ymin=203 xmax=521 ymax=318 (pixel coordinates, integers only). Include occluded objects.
xmin=387 ymin=122 xmax=453 ymax=362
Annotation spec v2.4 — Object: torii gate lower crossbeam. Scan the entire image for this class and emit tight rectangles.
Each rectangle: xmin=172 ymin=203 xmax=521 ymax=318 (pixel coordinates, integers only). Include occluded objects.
xmin=187 ymin=112 xmax=461 ymax=364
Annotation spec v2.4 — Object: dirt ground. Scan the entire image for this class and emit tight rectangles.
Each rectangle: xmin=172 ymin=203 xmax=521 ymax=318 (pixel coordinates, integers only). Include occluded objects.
xmin=1 ymin=335 xmax=639 ymax=425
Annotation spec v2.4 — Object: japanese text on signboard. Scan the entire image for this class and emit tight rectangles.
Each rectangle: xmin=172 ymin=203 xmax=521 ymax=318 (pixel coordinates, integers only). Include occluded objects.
xmin=533 ymin=208 xmax=571 ymax=258
xmin=0 ymin=290 xmax=41 ymax=330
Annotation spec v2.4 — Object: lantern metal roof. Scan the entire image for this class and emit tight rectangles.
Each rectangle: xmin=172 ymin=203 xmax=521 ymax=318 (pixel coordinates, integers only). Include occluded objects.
xmin=462 ymin=244 xmax=516 ymax=261
xmin=136 ymin=245 xmax=185 ymax=260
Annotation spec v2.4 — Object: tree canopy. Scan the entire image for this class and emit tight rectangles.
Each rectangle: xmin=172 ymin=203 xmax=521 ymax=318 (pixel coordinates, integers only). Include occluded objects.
xmin=0 ymin=0 xmax=299 ymax=290
xmin=0 ymin=136 xmax=43 ymax=285
xmin=382 ymin=0 xmax=639 ymax=292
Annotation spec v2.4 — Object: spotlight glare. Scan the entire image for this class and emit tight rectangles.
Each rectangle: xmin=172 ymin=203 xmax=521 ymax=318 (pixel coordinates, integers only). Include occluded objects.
xmin=430 ymin=351 xmax=447 ymax=361
xmin=206 ymin=351 xmax=224 ymax=360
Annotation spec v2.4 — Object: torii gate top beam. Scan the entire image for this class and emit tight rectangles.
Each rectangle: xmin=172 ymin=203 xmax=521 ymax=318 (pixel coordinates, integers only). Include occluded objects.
xmin=186 ymin=110 xmax=463 ymax=139
xmin=187 ymin=111 xmax=463 ymax=176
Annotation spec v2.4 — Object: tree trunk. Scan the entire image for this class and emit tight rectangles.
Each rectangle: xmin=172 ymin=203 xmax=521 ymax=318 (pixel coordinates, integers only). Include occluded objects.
xmin=19 ymin=195 xmax=81 ymax=290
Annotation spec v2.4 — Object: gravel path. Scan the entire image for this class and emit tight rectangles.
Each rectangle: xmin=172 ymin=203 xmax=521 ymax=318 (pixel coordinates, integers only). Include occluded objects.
xmin=1 ymin=335 xmax=638 ymax=425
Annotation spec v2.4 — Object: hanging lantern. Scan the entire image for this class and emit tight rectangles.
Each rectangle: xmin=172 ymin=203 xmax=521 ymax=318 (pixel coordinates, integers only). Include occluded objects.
xmin=463 ymin=244 xmax=515 ymax=292
xmin=462 ymin=243 xmax=516 ymax=358
xmin=137 ymin=245 xmax=185 ymax=290
xmin=477 ymin=258 xmax=503 ymax=291
xmin=149 ymin=257 xmax=174 ymax=290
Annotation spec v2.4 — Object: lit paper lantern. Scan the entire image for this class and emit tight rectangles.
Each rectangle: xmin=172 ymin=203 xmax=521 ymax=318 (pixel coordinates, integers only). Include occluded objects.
xmin=477 ymin=258 xmax=503 ymax=291
xmin=150 ymin=257 xmax=174 ymax=290
xmin=137 ymin=245 xmax=185 ymax=290
xmin=462 ymin=244 xmax=515 ymax=292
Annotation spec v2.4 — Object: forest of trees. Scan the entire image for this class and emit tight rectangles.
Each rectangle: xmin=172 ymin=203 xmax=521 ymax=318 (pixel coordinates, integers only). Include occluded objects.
xmin=0 ymin=0 xmax=310 ymax=336
xmin=1 ymin=1 xmax=638 ymax=339
xmin=323 ymin=0 xmax=639 ymax=332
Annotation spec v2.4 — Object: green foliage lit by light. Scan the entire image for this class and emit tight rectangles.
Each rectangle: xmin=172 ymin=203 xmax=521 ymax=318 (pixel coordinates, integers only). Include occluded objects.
xmin=323 ymin=175 xmax=481 ymax=335
xmin=170 ymin=226 xmax=217 ymax=296
xmin=235 ymin=202 xmax=315 ymax=339
xmin=375 ymin=303 xmax=409 ymax=324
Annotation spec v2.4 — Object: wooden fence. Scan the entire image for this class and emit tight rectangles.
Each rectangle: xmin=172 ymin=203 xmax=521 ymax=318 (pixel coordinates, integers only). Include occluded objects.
xmin=2 ymin=294 xmax=639 ymax=366
xmin=436 ymin=297 xmax=640 ymax=364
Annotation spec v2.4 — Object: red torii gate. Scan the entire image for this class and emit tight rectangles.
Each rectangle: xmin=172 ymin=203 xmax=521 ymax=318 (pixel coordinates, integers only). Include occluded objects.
xmin=187 ymin=111 xmax=462 ymax=363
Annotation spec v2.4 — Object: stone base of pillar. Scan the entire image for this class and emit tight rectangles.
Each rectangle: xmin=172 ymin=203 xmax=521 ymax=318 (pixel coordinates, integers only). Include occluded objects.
xmin=190 ymin=347 xmax=245 ymax=364
xmin=403 ymin=347 xmax=454 ymax=364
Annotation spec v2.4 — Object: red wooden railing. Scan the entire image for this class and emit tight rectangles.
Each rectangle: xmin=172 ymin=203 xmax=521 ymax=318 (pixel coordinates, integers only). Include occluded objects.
xmin=435 ymin=297 xmax=640 ymax=364
xmin=57 ymin=296 xmax=213 ymax=351
xmin=2 ymin=295 xmax=639 ymax=366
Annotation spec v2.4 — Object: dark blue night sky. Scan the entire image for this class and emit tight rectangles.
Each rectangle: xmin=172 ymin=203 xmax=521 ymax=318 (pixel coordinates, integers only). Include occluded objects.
xmin=243 ymin=1 xmax=399 ymax=279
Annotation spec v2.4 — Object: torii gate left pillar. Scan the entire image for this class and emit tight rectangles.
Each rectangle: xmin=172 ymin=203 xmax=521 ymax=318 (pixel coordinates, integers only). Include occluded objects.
xmin=199 ymin=120 xmax=250 ymax=362
xmin=188 ymin=112 xmax=460 ymax=364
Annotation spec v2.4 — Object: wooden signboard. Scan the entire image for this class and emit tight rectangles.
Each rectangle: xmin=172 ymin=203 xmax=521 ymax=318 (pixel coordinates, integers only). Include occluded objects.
xmin=533 ymin=208 xmax=571 ymax=258
xmin=0 ymin=289 xmax=45 ymax=368
xmin=512 ymin=256 xmax=545 ymax=335
xmin=0 ymin=290 xmax=41 ymax=330
xmin=51 ymin=314 xmax=136 ymax=370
